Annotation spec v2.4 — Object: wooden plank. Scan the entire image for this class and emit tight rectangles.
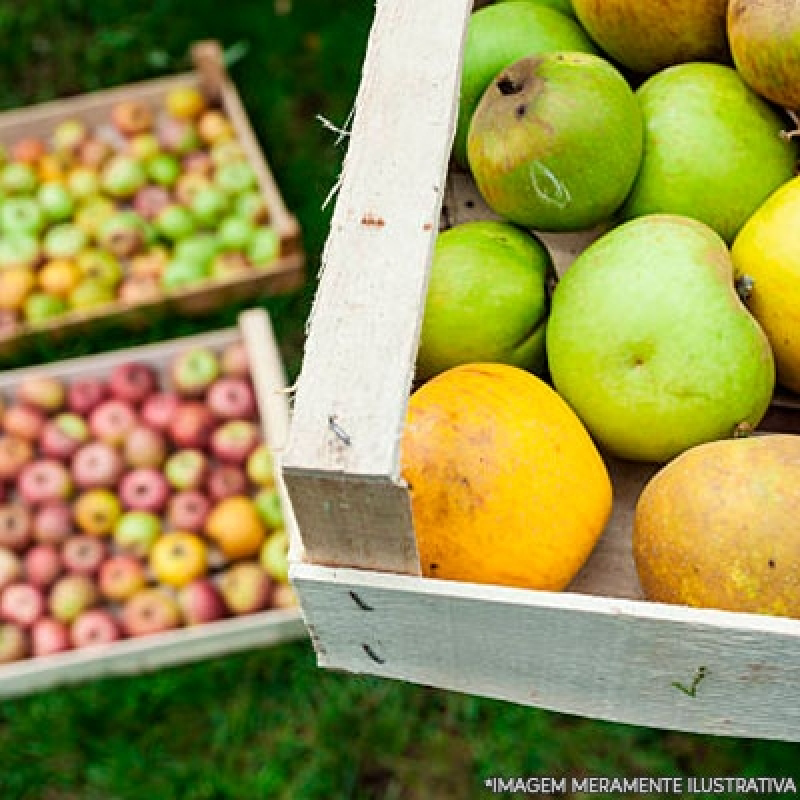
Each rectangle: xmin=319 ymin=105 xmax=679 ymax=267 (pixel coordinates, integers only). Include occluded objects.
xmin=283 ymin=0 xmax=474 ymax=575
xmin=293 ymin=562 xmax=800 ymax=741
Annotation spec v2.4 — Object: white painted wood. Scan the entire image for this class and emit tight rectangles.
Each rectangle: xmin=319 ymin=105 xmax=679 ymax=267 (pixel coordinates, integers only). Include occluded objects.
xmin=293 ymin=562 xmax=800 ymax=741
xmin=283 ymin=0 xmax=475 ymax=575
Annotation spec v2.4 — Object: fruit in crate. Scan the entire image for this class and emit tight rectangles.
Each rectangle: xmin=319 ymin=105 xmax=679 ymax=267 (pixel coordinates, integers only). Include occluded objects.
xmin=634 ymin=436 xmax=800 ymax=618
xmin=206 ymin=495 xmax=266 ymax=559
xmin=467 ymin=53 xmax=642 ymax=231
xmin=619 ymin=63 xmax=797 ymax=244
xmin=416 ymin=221 xmax=551 ymax=381
xmin=546 ymin=215 xmax=775 ymax=462
xmin=571 ymin=0 xmax=729 ymax=74
xmin=453 ymin=1 xmax=596 ymax=167
xmin=731 ymin=176 xmax=800 ymax=393
xmin=401 ymin=363 xmax=612 ymax=590
xmin=728 ymin=0 xmax=800 ymax=110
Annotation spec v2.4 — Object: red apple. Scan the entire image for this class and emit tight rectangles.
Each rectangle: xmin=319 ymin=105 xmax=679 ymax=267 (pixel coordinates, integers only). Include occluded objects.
xmin=168 ymin=402 xmax=215 ymax=449
xmin=166 ymin=490 xmax=211 ymax=532
xmin=132 ymin=186 xmax=171 ymax=221
xmin=98 ymin=554 xmax=146 ymax=602
xmin=39 ymin=413 xmax=89 ymax=461
xmin=207 ymin=377 xmax=256 ymax=420
xmin=124 ymin=425 xmax=167 ymax=469
xmin=30 ymin=616 xmax=71 ymax=657
xmin=109 ymin=362 xmax=158 ymax=406
xmin=62 ymin=535 xmax=108 ymax=575
xmin=118 ymin=275 xmax=161 ymax=305
xmin=3 ymin=404 xmax=46 ymax=441
xmin=71 ymin=609 xmax=121 ymax=648
xmin=119 ymin=468 xmax=170 ymax=513
xmin=17 ymin=460 xmax=73 ymax=505
xmin=140 ymin=392 xmax=180 ymax=432
xmin=183 ymin=151 xmax=214 ymax=177
xmin=0 ymin=505 xmax=32 ymax=551
xmin=48 ymin=574 xmax=98 ymax=623
xmin=218 ymin=562 xmax=272 ymax=615
xmin=24 ymin=544 xmax=63 ymax=589
xmin=32 ymin=502 xmax=73 ymax=545
xmin=0 ymin=434 xmax=34 ymax=481
xmin=67 ymin=377 xmax=109 ymax=416
xmin=71 ymin=441 xmax=124 ymax=490
xmin=17 ymin=376 xmax=66 ymax=414
xmin=77 ymin=137 xmax=113 ymax=170
xmin=1 ymin=583 xmax=46 ymax=628
xmin=88 ymin=400 xmax=137 ymax=446
xmin=121 ymin=588 xmax=182 ymax=637
xmin=0 ymin=546 xmax=22 ymax=591
xmin=221 ymin=341 xmax=250 ymax=378
xmin=178 ymin=579 xmax=227 ymax=625
xmin=0 ymin=622 xmax=28 ymax=663
xmin=111 ymin=100 xmax=153 ymax=137
xmin=210 ymin=420 xmax=260 ymax=465
xmin=207 ymin=464 xmax=248 ymax=502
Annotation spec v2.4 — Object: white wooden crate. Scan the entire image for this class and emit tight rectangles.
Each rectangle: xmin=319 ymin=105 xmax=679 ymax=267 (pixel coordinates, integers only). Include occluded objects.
xmin=280 ymin=0 xmax=800 ymax=741
xmin=0 ymin=309 xmax=307 ymax=698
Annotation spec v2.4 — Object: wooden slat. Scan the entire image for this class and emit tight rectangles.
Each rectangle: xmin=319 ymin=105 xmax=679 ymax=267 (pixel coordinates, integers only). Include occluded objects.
xmin=283 ymin=0 xmax=474 ymax=575
xmin=293 ymin=562 xmax=800 ymax=741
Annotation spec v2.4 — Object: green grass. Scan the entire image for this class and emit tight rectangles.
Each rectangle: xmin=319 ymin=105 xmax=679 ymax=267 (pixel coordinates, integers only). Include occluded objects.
xmin=1 ymin=2 xmax=800 ymax=797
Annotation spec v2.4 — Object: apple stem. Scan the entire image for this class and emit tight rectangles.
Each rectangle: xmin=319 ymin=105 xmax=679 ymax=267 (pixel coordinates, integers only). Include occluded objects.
xmin=781 ymin=109 xmax=800 ymax=140
xmin=735 ymin=274 xmax=755 ymax=303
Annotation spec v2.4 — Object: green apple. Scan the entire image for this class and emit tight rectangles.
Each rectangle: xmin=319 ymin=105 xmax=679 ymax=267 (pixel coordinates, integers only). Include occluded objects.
xmin=0 ymin=162 xmax=38 ymax=194
xmin=174 ymin=233 xmax=219 ymax=267
xmin=67 ymin=167 xmax=100 ymax=200
xmin=68 ymin=279 xmax=115 ymax=311
xmin=246 ymin=444 xmax=274 ymax=487
xmin=155 ymin=205 xmax=196 ymax=241
xmin=235 ymin=190 xmax=268 ymax=224
xmin=0 ymin=197 xmax=45 ymax=236
xmin=247 ymin=226 xmax=280 ymax=268
xmin=453 ymin=2 xmax=596 ymax=167
xmin=468 ymin=53 xmax=642 ymax=232
xmin=162 ymin=259 xmax=210 ymax=291
xmin=254 ymin=487 xmax=284 ymax=531
xmin=146 ymin=153 xmax=181 ymax=187
xmin=102 ymin=155 xmax=147 ymax=199
xmin=215 ymin=161 xmax=257 ymax=196
xmin=43 ymin=223 xmax=88 ymax=260
xmin=114 ymin=511 xmax=162 ymax=557
xmin=495 ymin=0 xmax=575 ymax=14
xmin=25 ymin=291 xmax=67 ymax=325
xmin=546 ymin=214 xmax=775 ymax=463
xmin=189 ymin=185 xmax=229 ymax=227
xmin=619 ymin=63 xmax=798 ymax=244
xmin=417 ymin=220 xmax=551 ymax=381
xmin=37 ymin=183 xmax=75 ymax=223
xmin=0 ymin=232 xmax=40 ymax=269
xmin=77 ymin=249 xmax=123 ymax=289
xmin=74 ymin=196 xmax=115 ymax=238
xmin=260 ymin=529 xmax=289 ymax=584
xmin=217 ymin=215 xmax=255 ymax=251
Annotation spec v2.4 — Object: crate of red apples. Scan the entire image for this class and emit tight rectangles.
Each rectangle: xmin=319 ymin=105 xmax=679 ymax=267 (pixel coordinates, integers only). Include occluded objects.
xmin=0 ymin=309 xmax=305 ymax=696
xmin=0 ymin=41 xmax=304 ymax=362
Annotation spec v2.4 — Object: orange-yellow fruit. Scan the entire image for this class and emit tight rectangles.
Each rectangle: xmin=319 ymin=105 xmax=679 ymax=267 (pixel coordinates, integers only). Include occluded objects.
xmin=0 ymin=268 xmax=35 ymax=311
xmin=165 ymin=86 xmax=208 ymax=120
xmin=205 ymin=496 xmax=266 ymax=560
xmin=401 ymin=363 xmax=612 ymax=590
xmin=150 ymin=531 xmax=208 ymax=588
xmin=634 ymin=435 xmax=800 ymax=618
xmin=38 ymin=260 xmax=81 ymax=296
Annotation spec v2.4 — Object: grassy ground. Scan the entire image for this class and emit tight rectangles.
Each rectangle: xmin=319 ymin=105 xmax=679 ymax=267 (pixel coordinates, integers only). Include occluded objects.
xmin=1 ymin=2 xmax=800 ymax=797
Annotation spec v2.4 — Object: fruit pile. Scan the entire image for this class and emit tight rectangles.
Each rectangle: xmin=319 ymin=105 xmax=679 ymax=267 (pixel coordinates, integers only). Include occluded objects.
xmin=404 ymin=0 xmax=800 ymax=618
xmin=0 ymin=339 xmax=292 ymax=664
xmin=0 ymin=85 xmax=281 ymax=337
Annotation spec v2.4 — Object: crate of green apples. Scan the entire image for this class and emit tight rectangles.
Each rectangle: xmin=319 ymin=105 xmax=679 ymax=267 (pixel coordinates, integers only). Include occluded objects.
xmin=0 ymin=41 xmax=304 ymax=362
xmin=0 ymin=309 xmax=306 ymax=697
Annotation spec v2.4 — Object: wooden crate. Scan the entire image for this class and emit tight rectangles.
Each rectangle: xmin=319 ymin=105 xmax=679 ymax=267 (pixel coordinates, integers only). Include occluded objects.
xmin=0 ymin=41 xmax=304 ymax=363
xmin=279 ymin=0 xmax=800 ymax=741
xmin=0 ymin=309 xmax=306 ymax=698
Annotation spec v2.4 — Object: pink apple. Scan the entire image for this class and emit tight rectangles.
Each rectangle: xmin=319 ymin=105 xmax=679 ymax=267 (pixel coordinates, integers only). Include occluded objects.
xmin=0 ymin=505 xmax=32 ymax=551
xmin=121 ymin=588 xmax=182 ymax=637
xmin=221 ymin=341 xmax=250 ymax=378
xmin=88 ymin=399 xmax=137 ymax=446
xmin=1 ymin=582 xmax=46 ymax=627
xmin=271 ymin=584 xmax=298 ymax=610
xmin=0 ymin=546 xmax=22 ymax=591
xmin=123 ymin=425 xmax=167 ymax=469
xmin=109 ymin=362 xmax=158 ymax=406
xmin=218 ymin=562 xmax=272 ymax=615
xmin=62 ymin=535 xmax=108 ymax=575
xmin=17 ymin=376 xmax=66 ymax=414
xmin=39 ymin=413 xmax=89 ymax=461
xmin=32 ymin=502 xmax=73 ymax=545
xmin=71 ymin=441 xmax=124 ymax=490
xmin=98 ymin=554 xmax=146 ymax=602
xmin=166 ymin=490 xmax=211 ymax=532
xmin=31 ymin=616 xmax=71 ymax=657
xmin=71 ymin=609 xmax=121 ymax=648
xmin=17 ymin=460 xmax=73 ymax=505
xmin=0 ymin=622 xmax=28 ymax=663
xmin=178 ymin=579 xmax=227 ymax=625
xmin=207 ymin=465 xmax=248 ymax=502
xmin=49 ymin=574 xmax=98 ymax=623
xmin=168 ymin=402 xmax=215 ymax=449
xmin=164 ymin=449 xmax=208 ymax=491
xmin=119 ymin=468 xmax=170 ymax=513
xmin=3 ymin=403 xmax=46 ymax=441
xmin=140 ymin=392 xmax=180 ymax=431
xmin=132 ymin=186 xmax=171 ymax=221
xmin=67 ymin=377 xmax=109 ymax=415
xmin=210 ymin=420 xmax=260 ymax=465
xmin=24 ymin=544 xmax=63 ymax=588
xmin=0 ymin=434 xmax=33 ymax=481
xmin=207 ymin=377 xmax=256 ymax=420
